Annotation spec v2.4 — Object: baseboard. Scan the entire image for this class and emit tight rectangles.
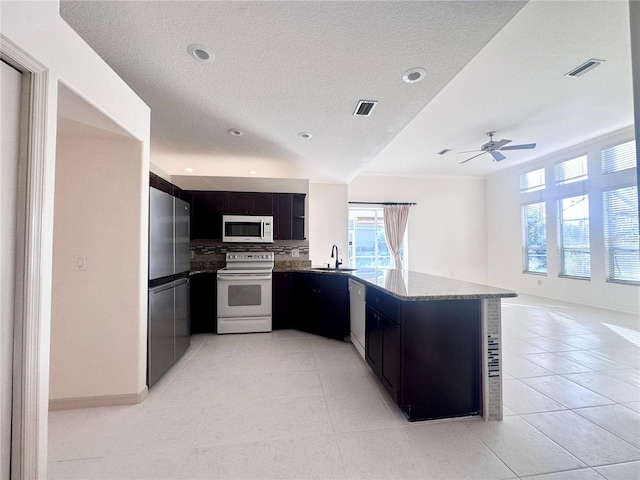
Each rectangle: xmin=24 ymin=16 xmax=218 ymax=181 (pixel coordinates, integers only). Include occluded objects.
xmin=49 ymin=386 xmax=149 ymax=411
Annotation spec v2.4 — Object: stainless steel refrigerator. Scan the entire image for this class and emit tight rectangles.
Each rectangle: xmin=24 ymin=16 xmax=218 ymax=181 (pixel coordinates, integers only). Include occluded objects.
xmin=148 ymin=187 xmax=190 ymax=386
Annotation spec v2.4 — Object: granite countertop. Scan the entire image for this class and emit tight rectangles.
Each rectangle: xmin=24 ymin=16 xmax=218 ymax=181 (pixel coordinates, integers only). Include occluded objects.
xmin=298 ymin=267 xmax=517 ymax=301
xmin=191 ymin=265 xmax=516 ymax=301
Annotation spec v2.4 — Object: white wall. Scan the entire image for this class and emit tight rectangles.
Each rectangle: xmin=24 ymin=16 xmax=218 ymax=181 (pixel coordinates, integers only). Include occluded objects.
xmin=309 ymin=183 xmax=349 ymax=267
xmin=486 ymin=127 xmax=639 ymax=314
xmin=1 ymin=2 xmax=150 ymax=475
xmin=348 ymin=175 xmax=488 ymax=283
xmin=50 ymin=130 xmax=145 ymax=400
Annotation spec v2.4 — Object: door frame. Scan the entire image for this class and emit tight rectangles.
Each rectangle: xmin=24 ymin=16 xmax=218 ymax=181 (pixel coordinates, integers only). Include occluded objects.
xmin=1 ymin=34 xmax=51 ymax=479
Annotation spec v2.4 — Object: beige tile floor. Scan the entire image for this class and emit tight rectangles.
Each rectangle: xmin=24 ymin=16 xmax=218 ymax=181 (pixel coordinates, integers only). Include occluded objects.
xmin=48 ymin=294 xmax=640 ymax=479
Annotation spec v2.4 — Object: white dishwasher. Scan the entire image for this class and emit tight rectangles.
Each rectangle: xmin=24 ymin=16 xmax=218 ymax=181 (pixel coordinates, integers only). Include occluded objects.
xmin=349 ymin=278 xmax=366 ymax=359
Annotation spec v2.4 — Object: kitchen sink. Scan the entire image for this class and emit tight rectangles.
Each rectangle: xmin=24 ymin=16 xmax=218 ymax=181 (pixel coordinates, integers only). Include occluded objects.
xmin=312 ymin=267 xmax=358 ymax=272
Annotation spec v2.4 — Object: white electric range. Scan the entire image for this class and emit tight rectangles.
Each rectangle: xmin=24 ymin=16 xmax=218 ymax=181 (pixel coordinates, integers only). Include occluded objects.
xmin=216 ymin=252 xmax=274 ymax=334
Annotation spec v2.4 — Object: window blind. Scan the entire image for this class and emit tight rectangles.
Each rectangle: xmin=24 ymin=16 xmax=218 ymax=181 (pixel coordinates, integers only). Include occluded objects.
xmin=603 ymin=186 xmax=639 ymax=283
xmin=555 ymin=155 xmax=588 ymax=185
xmin=522 ymin=202 xmax=547 ymax=273
xmin=602 ymin=140 xmax=636 ymax=174
xmin=558 ymin=194 xmax=590 ymax=278
xmin=520 ymin=167 xmax=545 ymax=193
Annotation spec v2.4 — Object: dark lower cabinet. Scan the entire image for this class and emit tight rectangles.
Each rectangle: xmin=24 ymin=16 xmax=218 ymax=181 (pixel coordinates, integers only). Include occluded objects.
xmin=273 ymin=272 xmax=294 ymax=330
xmin=366 ymin=304 xmax=400 ymax=402
xmin=365 ymin=305 xmax=383 ymax=375
xmin=400 ymin=299 xmax=480 ymax=421
xmin=190 ymin=273 xmax=217 ymax=333
xmin=365 ymin=285 xmax=480 ymax=421
xmin=315 ymin=287 xmax=349 ymax=340
xmin=290 ymin=273 xmax=349 ymax=341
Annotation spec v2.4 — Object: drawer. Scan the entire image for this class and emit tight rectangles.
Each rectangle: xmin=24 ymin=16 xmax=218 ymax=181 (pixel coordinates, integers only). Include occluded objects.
xmin=366 ymin=286 xmax=400 ymax=323
xmin=316 ymin=274 xmax=348 ymax=291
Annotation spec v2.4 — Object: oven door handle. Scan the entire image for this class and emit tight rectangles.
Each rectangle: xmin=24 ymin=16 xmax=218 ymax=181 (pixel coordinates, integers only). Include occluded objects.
xmin=217 ymin=273 xmax=272 ymax=281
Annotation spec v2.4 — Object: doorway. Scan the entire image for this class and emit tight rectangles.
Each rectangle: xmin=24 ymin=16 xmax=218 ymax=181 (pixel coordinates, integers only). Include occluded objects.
xmin=1 ymin=58 xmax=23 ymax=480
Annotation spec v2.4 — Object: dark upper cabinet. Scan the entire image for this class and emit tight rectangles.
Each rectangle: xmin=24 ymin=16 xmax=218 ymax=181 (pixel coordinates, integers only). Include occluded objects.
xmin=223 ymin=192 xmax=273 ymax=215
xmin=185 ymin=190 xmax=304 ymax=240
xmin=273 ymin=193 xmax=292 ymax=240
xmin=190 ymin=191 xmax=224 ymax=239
xmin=292 ymin=194 xmax=306 ymax=240
xmin=150 ymin=172 xmax=184 ymax=199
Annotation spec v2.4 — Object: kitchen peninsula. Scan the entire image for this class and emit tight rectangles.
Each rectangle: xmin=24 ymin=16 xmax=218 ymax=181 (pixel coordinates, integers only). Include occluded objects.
xmin=308 ymin=267 xmax=516 ymax=422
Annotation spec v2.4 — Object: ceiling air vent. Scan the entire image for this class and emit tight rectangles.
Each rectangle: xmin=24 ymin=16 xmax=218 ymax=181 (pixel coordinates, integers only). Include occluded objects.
xmin=353 ymin=100 xmax=377 ymax=116
xmin=565 ymin=59 xmax=604 ymax=78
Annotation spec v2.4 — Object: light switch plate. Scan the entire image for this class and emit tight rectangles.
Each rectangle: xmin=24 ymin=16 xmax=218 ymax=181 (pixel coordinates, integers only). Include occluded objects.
xmin=291 ymin=248 xmax=299 ymax=258
xmin=73 ymin=255 xmax=87 ymax=271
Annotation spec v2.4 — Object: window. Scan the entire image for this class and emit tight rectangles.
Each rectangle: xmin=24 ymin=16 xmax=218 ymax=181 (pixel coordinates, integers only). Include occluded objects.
xmin=603 ymin=186 xmax=640 ymax=283
xmin=348 ymin=208 xmax=406 ymax=269
xmin=558 ymin=194 xmax=590 ymax=278
xmin=522 ymin=202 xmax=547 ymax=273
xmin=555 ymin=155 xmax=588 ymax=185
xmin=520 ymin=167 xmax=545 ymax=193
xmin=602 ymin=140 xmax=636 ymax=174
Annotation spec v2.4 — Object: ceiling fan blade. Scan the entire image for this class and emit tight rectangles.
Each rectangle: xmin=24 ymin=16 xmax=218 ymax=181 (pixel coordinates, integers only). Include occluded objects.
xmin=490 ymin=150 xmax=506 ymax=162
xmin=459 ymin=152 xmax=487 ymax=164
xmin=500 ymin=143 xmax=536 ymax=150
xmin=492 ymin=139 xmax=512 ymax=149
xmin=457 ymin=149 xmax=483 ymax=154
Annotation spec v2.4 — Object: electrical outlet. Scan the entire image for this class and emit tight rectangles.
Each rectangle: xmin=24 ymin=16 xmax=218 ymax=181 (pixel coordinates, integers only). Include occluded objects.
xmin=291 ymin=248 xmax=299 ymax=258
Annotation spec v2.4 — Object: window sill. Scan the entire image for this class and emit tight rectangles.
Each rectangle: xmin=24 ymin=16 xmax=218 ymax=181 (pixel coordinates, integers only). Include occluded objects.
xmin=523 ymin=271 xmax=547 ymax=276
xmin=606 ymin=279 xmax=640 ymax=286
xmin=558 ymin=275 xmax=591 ymax=281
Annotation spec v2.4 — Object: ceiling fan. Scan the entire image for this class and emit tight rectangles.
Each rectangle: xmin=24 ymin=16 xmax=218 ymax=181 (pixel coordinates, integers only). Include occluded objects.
xmin=459 ymin=131 xmax=536 ymax=164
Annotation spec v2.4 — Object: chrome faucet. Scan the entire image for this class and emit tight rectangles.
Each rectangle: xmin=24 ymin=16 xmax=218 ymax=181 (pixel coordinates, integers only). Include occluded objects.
xmin=331 ymin=244 xmax=342 ymax=269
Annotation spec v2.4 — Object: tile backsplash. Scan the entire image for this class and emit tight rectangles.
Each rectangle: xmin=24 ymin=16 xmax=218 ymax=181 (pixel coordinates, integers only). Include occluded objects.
xmin=190 ymin=239 xmax=310 ymax=272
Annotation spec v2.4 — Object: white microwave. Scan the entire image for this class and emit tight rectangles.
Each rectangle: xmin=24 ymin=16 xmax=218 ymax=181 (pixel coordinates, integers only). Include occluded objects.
xmin=222 ymin=215 xmax=274 ymax=243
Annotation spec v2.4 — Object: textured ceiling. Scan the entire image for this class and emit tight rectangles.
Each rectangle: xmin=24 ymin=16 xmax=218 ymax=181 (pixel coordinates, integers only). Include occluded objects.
xmin=59 ymin=1 xmax=633 ymax=183
xmin=366 ymin=0 xmax=634 ymax=177
xmin=59 ymin=0 xmax=526 ymax=182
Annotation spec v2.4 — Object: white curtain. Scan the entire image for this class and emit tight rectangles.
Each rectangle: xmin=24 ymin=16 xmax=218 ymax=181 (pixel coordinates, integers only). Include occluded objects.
xmin=382 ymin=204 xmax=410 ymax=269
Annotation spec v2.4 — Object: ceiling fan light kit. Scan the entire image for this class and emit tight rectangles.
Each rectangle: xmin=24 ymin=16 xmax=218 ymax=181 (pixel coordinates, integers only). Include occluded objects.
xmin=459 ymin=131 xmax=537 ymax=164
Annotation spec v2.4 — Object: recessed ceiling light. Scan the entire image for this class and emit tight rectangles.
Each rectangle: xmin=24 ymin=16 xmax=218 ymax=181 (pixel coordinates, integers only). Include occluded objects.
xmin=227 ymin=128 xmax=244 ymax=136
xmin=185 ymin=167 xmax=194 ymax=172
xmin=187 ymin=44 xmax=214 ymax=62
xmin=402 ymin=67 xmax=426 ymax=84
xmin=248 ymin=170 xmax=257 ymax=175
xmin=298 ymin=132 xmax=312 ymax=139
